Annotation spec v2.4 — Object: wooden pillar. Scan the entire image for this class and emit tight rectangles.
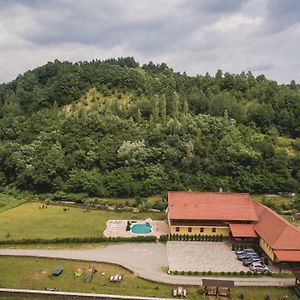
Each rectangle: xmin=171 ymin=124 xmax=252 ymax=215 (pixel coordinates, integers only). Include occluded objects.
xmin=279 ymin=262 xmax=282 ymax=273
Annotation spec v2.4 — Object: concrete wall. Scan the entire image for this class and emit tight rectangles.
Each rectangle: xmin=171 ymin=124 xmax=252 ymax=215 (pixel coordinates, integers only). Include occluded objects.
xmin=170 ymin=225 xmax=230 ymax=237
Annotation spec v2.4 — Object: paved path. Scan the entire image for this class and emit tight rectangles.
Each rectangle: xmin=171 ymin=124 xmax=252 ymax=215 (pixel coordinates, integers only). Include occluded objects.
xmin=0 ymin=244 xmax=294 ymax=287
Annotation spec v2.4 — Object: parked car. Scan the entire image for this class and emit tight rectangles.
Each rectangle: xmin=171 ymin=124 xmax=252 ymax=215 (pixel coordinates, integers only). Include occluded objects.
xmin=250 ymin=264 xmax=269 ymax=273
xmin=247 ymin=255 xmax=261 ymax=261
xmin=251 ymin=261 xmax=264 ymax=267
xmin=238 ymin=252 xmax=259 ymax=260
xmin=237 ymin=254 xmax=249 ymax=260
xmin=246 ymin=252 xmax=260 ymax=257
xmin=243 ymin=248 xmax=256 ymax=253
xmin=236 ymin=249 xmax=256 ymax=257
xmin=242 ymin=257 xmax=262 ymax=266
xmin=242 ymin=259 xmax=253 ymax=267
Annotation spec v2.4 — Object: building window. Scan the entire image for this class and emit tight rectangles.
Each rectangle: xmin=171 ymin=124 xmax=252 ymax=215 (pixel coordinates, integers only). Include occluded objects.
xmin=212 ymin=228 xmax=216 ymax=233
xmin=200 ymin=227 xmax=204 ymax=233
xmin=175 ymin=227 xmax=180 ymax=232
xmin=188 ymin=227 xmax=192 ymax=233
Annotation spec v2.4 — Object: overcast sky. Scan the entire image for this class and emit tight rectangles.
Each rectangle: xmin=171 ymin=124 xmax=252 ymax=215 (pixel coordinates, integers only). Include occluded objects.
xmin=0 ymin=0 xmax=299 ymax=84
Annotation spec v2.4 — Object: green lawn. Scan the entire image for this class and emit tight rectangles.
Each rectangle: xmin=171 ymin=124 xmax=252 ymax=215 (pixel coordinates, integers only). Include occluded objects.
xmin=0 ymin=257 xmax=296 ymax=300
xmin=0 ymin=202 xmax=166 ymax=240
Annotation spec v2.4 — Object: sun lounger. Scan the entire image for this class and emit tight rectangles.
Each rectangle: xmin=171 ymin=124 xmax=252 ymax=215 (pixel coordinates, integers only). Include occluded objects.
xmin=52 ymin=266 xmax=63 ymax=276
xmin=44 ymin=287 xmax=58 ymax=291
xmin=109 ymin=274 xmax=123 ymax=282
xmin=114 ymin=274 xmax=119 ymax=281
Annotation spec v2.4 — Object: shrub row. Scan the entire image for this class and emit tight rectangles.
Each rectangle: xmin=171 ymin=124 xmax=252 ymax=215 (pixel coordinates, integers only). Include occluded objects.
xmin=171 ymin=270 xmax=263 ymax=276
xmin=0 ymin=235 xmax=157 ymax=245
xmin=169 ymin=234 xmax=223 ymax=242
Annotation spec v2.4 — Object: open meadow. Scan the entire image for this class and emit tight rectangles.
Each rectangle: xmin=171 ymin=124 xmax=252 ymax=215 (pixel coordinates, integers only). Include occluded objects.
xmin=0 ymin=202 xmax=166 ymax=240
xmin=0 ymin=256 xmax=297 ymax=300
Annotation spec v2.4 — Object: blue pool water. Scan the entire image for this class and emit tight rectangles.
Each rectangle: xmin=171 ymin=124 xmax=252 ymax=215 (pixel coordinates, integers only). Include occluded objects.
xmin=131 ymin=223 xmax=152 ymax=234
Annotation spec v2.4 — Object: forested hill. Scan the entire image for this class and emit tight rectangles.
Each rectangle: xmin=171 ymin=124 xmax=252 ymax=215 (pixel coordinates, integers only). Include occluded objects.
xmin=1 ymin=57 xmax=300 ymax=197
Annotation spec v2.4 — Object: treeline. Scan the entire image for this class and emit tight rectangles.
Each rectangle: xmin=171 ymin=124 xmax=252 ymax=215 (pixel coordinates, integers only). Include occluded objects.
xmin=0 ymin=57 xmax=300 ymax=196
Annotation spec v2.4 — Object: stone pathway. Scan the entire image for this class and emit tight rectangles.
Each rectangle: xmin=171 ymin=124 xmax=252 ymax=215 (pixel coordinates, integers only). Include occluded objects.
xmin=167 ymin=241 xmax=249 ymax=272
xmin=0 ymin=244 xmax=294 ymax=287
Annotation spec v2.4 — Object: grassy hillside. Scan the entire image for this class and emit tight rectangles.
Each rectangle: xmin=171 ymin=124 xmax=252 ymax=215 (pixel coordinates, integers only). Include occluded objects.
xmin=0 ymin=57 xmax=300 ymax=199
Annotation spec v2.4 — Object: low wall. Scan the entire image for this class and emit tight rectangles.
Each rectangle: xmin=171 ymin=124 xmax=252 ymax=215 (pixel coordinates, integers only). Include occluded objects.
xmin=0 ymin=288 xmax=173 ymax=300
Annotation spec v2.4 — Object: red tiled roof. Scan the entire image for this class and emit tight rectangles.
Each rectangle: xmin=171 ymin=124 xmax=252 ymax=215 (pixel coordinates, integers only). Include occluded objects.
xmin=229 ymin=224 xmax=258 ymax=238
xmin=274 ymin=250 xmax=300 ymax=262
xmin=253 ymin=202 xmax=300 ymax=250
xmin=168 ymin=192 xmax=258 ymax=221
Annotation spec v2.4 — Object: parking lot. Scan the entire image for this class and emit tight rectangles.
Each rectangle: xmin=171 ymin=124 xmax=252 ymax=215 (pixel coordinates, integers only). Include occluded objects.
xmin=167 ymin=241 xmax=249 ymax=272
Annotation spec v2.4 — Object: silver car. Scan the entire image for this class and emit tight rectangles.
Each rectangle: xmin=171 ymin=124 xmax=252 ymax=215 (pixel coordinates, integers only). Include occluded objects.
xmin=250 ymin=264 xmax=269 ymax=273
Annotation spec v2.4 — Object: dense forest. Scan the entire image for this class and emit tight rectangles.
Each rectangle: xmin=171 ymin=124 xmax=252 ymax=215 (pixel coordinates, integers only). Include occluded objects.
xmin=1 ymin=57 xmax=300 ymax=198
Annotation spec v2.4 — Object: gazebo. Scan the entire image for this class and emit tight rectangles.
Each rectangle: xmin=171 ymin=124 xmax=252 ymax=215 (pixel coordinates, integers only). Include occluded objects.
xmin=202 ymin=279 xmax=234 ymax=298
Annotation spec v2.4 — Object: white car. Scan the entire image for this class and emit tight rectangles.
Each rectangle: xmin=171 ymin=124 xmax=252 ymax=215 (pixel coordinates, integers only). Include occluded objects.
xmin=250 ymin=264 xmax=269 ymax=273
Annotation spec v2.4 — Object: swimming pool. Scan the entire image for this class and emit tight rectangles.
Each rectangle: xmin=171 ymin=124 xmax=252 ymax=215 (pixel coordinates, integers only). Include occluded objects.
xmin=131 ymin=223 xmax=152 ymax=234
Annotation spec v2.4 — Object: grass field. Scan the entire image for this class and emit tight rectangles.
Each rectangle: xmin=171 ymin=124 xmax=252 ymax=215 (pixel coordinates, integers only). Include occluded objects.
xmin=252 ymin=194 xmax=296 ymax=206
xmin=0 ymin=257 xmax=296 ymax=300
xmin=0 ymin=202 xmax=166 ymax=240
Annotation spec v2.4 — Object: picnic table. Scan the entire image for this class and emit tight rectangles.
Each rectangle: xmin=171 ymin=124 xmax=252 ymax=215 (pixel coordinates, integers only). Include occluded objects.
xmin=172 ymin=286 xmax=187 ymax=297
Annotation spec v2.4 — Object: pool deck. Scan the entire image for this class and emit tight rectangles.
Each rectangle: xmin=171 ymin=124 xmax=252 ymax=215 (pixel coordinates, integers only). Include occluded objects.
xmin=103 ymin=220 xmax=169 ymax=238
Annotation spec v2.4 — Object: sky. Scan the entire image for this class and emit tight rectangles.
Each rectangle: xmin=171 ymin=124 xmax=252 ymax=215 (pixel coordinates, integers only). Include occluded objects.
xmin=0 ymin=0 xmax=299 ymax=84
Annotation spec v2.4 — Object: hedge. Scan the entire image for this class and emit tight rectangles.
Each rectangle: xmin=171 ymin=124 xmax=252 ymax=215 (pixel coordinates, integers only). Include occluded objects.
xmin=0 ymin=235 xmax=157 ymax=245
xmin=159 ymin=235 xmax=169 ymax=242
xmin=168 ymin=234 xmax=223 ymax=242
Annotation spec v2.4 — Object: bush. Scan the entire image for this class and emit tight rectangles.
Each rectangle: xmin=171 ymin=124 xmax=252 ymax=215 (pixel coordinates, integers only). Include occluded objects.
xmin=265 ymin=292 xmax=270 ymax=300
xmin=0 ymin=235 xmax=157 ymax=245
xmin=159 ymin=235 xmax=168 ymax=242
xmin=181 ymin=271 xmax=185 ymax=275
xmin=188 ymin=271 xmax=192 ymax=275
xmin=207 ymin=271 xmax=212 ymax=275
xmin=174 ymin=270 xmax=178 ymax=275
xmin=239 ymin=292 xmax=244 ymax=299
xmin=240 ymin=271 xmax=245 ymax=276
xmin=194 ymin=271 xmax=199 ymax=275
xmin=232 ymin=271 xmax=237 ymax=276
xmin=202 ymin=271 xmax=207 ymax=275
xmin=221 ymin=271 xmax=225 ymax=275
xmin=246 ymin=271 xmax=252 ymax=276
